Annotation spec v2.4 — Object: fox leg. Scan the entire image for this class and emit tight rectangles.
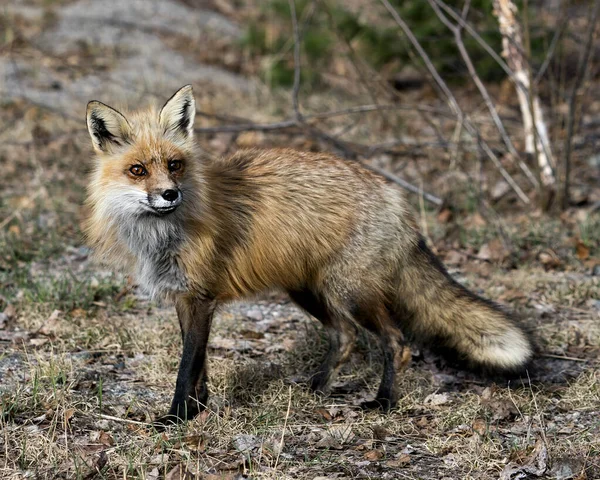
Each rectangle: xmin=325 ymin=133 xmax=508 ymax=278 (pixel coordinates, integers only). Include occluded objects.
xmin=363 ymin=327 xmax=411 ymax=411
xmin=155 ymin=294 xmax=216 ymax=426
xmin=350 ymin=301 xmax=411 ymax=411
xmin=288 ymin=289 xmax=357 ymax=394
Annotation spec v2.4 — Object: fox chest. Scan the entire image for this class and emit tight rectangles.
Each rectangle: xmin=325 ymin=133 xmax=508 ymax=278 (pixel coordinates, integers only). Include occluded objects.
xmin=136 ymin=251 xmax=188 ymax=298
xmin=121 ymin=221 xmax=189 ymax=298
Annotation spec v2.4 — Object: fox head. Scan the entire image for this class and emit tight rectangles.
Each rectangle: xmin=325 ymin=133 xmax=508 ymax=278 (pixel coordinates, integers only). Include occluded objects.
xmin=86 ymin=85 xmax=197 ymax=220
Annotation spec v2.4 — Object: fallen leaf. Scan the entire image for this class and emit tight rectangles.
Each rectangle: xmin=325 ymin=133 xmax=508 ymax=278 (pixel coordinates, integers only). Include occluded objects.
xmin=316 ymin=434 xmax=342 ymax=450
xmin=576 ymin=240 xmax=590 ymax=260
xmin=146 ymin=467 xmax=160 ymax=480
xmin=484 ymin=398 xmax=517 ymax=421
xmin=371 ymin=425 xmax=390 ymax=440
xmin=386 ymin=453 xmax=410 ymax=467
xmin=472 ymin=418 xmax=487 ymax=436
xmin=364 ymin=449 xmax=384 ymax=461
xmin=38 ymin=309 xmax=62 ymax=336
xmin=437 ymin=208 xmax=453 ymax=223
xmin=445 ymin=250 xmax=466 ymax=266
xmin=99 ymin=431 xmax=114 ymax=446
xmin=233 ymin=434 xmax=261 ymax=453
xmin=240 ymin=329 xmax=264 ymax=339
xmin=315 ymin=408 xmax=332 ymax=421
xmin=424 ymin=393 xmax=450 ymax=406
xmin=499 ymin=439 xmax=548 ymax=479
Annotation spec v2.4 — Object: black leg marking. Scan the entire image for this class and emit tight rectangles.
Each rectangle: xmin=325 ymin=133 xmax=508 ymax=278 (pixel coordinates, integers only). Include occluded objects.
xmin=155 ymin=296 xmax=215 ymax=427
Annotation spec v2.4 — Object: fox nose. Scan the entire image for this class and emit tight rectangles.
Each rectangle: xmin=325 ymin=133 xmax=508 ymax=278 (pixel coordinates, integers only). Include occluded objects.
xmin=162 ymin=189 xmax=179 ymax=202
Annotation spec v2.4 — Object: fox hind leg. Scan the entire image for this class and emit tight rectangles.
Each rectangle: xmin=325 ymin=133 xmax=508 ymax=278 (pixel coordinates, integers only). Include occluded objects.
xmin=288 ymin=288 xmax=357 ymax=394
xmin=350 ymin=301 xmax=411 ymax=411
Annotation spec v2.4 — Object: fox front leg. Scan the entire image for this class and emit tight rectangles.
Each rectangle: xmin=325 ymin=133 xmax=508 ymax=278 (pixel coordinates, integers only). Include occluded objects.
xmin=154 ymin=295 xmax=216 ymax=427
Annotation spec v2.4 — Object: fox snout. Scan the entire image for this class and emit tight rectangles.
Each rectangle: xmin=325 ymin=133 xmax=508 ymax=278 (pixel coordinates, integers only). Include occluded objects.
xmin=148 ymin=188 xmax=182 ymax=214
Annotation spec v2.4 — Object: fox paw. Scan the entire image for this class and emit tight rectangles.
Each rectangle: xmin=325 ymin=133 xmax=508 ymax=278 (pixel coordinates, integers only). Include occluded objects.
xmin=360 ymin=398 xmax=395 ymax=413
xmin=152 ymin=414 xmax=186 ymax=431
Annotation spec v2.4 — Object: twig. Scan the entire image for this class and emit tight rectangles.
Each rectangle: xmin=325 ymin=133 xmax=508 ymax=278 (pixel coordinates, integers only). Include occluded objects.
xmin=541 ymin=353 xmax=588 ymax=363
xmin=431 ymin=0 xmax=555 ymax=169
xmin=380 ymin=0 xmax=530 ymax=204
xmin=274 ymin=385 xmax=292 ymax=470
xmin=288 ymin=0 xmax=303 ymax=122
xmin=363 ymin=163 xmax=443 ymax=205
xmin=94 ymin=413 xmax=152 ymax=427
xmin=196 ymin=119 xmax=299 ymax=134
xmin=561 ymin=1 xmax=599 ymax=209
xmin=198 ymin=112 xmax=444 ymax=205
xmin=535 ymin=7 xmax=569 ymax=83
xmin=429 ymin=0 xmax=538 ymax=189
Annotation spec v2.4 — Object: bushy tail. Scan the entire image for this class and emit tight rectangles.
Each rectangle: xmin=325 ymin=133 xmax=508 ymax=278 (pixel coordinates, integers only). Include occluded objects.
xmin=394 ymin=238 xmax=533 ymax=375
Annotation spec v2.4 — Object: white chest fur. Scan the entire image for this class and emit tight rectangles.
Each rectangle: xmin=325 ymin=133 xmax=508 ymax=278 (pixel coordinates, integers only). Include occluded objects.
xmin=119 ymin=217 xmax=188 ymax=298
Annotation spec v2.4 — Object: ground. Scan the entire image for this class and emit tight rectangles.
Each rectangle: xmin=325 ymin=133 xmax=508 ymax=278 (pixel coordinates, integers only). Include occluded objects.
xmin=1 ymin=0 xmax=599 ymax=479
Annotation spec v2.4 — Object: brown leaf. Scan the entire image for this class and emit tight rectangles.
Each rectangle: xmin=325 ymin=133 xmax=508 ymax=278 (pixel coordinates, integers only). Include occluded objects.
xmin=386 ymin=453 xmax=410 ymax=467
xmin=70 ymin=308 xmax=87 ymax=319
xmin=437 ymin=208 xmax=453 ymax=223
xmin=371 ymin=425 xmax=390 ymax=440
xmin=240 ymin=329 xmax=264 ymax=340
xmin=576 ymin=240 xmax=590 ymax=260
xmin=472 ymin=418 xmax=487 ymax=436
xmin=364 ymin=449 xmax=384 ymax=461
xmin=315 ymin=408 xmax=332 ymax=421
xmin=99 ymin=431 xmax=114 ymax=446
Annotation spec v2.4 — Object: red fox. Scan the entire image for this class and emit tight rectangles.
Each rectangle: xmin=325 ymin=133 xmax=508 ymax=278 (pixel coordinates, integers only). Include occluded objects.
xmin=85 ymin=85 xmax=533 ymax=425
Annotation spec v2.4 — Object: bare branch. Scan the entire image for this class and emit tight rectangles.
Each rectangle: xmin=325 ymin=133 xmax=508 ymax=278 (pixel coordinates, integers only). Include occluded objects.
xmin=429 ymin=0 xmax=539 ymax=188
xmin=380 ymin=0 xmax=530 ymax=204
xmin=561 ymin=1 xmax=599 ymax=209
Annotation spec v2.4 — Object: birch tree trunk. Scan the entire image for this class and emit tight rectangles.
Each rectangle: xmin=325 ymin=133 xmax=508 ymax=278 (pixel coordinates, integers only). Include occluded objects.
xmin=493 ymin=0 xmax=556 ymax=191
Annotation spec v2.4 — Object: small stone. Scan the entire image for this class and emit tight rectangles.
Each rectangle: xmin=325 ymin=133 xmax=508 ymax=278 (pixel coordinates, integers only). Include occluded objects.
xmin=245 ymin=308 xmax=263 ymax=321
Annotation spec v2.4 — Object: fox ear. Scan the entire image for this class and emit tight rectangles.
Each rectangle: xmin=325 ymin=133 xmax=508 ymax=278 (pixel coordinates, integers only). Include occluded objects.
xmin=159 ymin=85 xmax=195 ymax=139
xmin=86 ymin=101 xmax=131 ymax=153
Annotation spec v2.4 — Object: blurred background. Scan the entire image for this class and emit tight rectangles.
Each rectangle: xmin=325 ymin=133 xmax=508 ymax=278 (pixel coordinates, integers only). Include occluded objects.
xmin=0 ymin=0 xmax=599 ymax=478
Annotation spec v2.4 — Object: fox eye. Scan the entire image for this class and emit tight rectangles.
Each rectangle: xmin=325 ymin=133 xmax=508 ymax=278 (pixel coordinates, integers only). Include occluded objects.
xmin=168 ymin=160 xmax=182 ymax=172
xmin=129 ymin=165 xmax=147 ymax=176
